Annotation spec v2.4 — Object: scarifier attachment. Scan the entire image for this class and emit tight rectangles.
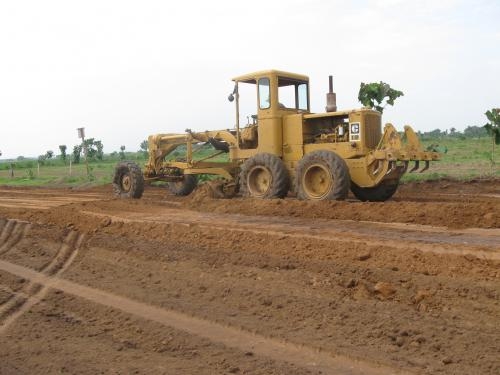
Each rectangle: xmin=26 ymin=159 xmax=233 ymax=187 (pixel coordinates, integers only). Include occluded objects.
xmin=409 ymin=160 xmax=420 ymax=173
xmin=377 ymin=123 xmax=440 ymax=174
xmin=420 ymin=160 xmax=430 ymax=173
xmin=402 ymin=125 xmax=437 ymax=173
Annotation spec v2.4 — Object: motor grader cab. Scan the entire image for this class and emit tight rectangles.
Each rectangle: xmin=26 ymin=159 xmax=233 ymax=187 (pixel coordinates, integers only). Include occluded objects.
xmin=113 ymin=69 xmax=439 ymax=201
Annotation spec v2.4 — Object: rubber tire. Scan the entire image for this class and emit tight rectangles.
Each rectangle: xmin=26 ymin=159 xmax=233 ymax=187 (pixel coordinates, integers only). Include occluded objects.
xmin=113 ymin=161 xmax=144 ymax=199
xmin=239 ymin=153 xmax=290 ymax=199
xmin=350 ymin=180 xmax=399 ymax=202
xmin=167 ymin=175 xmax=198 ymax=196
xmin=296 ymin=151 xmax=350 ymax=200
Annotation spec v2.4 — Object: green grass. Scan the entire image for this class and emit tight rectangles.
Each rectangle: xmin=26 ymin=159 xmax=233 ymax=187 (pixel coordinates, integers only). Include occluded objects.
xmin=401 ymin=136 xmax=499 ymax=182
xmin=0 ymin=160 xmax=119 ymax=187
xmin=0 ymin=147 xmax=224 ymax=188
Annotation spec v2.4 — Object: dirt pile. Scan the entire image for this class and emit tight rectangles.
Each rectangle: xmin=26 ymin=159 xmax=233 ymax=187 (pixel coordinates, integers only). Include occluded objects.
xmin=184 ymin=195 xmax=500 ymax=230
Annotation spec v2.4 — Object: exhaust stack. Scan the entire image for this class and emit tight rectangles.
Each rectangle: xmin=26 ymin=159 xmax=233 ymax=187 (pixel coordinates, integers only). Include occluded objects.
xmin=325 ymin=75 xmax=337 ymax=112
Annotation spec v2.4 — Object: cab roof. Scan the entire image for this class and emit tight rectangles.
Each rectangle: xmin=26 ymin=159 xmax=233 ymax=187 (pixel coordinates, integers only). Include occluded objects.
xmin=232 ymin=69 xmax=309 ymax=83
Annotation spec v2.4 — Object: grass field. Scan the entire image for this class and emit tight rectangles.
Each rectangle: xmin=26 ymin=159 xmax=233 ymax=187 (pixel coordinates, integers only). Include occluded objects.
xmin=0 ymin=161 xmax=117 ymax=187
xmin=402 ymin=136 xmax=499 ymax=182
xmin=0 ymin=136 xmax=498 ymax=188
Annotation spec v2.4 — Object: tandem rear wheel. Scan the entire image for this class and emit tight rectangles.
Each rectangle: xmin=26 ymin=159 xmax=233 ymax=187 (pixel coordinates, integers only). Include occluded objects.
xmin=295 ymin=151 xmax=350 ymax=200
xmin=239 ymin=153 xmax=290 ymax=199
xmin=350 ymin=180 xmax=399 ymax=202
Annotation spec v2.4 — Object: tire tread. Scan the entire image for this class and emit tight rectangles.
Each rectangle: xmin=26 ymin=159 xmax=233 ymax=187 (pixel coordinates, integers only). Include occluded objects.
xmin=239 ymin=153 xmax=289 ymax=199
xmin=112 ymin=161 xmax=144 ymax=199
xmin=295 ymin=151 xmax=350 ymax=200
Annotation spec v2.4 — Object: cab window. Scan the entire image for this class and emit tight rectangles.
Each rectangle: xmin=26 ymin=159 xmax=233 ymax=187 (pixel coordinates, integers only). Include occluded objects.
xmin=258 ymin=78 xmax=270 ymax=109
xmin=278 ymin=77 xmax=309 ymax=110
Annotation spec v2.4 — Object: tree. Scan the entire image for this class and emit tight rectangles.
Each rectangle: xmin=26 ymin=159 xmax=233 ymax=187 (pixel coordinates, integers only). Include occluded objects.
xmin=139 ymin=140 xmax=148 ymax=158
xmin=45 ymin=150 xmax=54 ymax=159
xmin=421 ymin=129 xmax=445 ymax=140
xmin=95 ymin=140 xmax=104 ymax=161
xmin=484 ymin=108 xmax=500 ymax=172
xmin=358 ymin=82 xmax=404 ymax=113
xmin=59 ymin=145 xmax=67 ymax=163
xmin=73 ymin=145 xmax=82 ymax=164
xmin=37 ymin=155 xmax=47 ymax=166
xmin=119 ymin=145 xmax=126 ymax=160
xmin=463 ymin=125 xmax=488 ymax=138
xmin=83 ymin=138 xmax=97 ymax=159
xmin=79 ymin=138 xmax=104 ymax=161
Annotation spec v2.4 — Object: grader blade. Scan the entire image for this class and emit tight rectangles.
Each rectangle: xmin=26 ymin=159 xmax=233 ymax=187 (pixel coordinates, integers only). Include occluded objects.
xmin=204 ymin=180 xmax=239 ymax=199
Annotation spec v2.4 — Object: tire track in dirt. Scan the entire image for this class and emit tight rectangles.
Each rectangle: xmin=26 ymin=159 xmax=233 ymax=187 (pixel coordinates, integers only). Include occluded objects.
xmin=81 ymin=210 xmax=500 ymax=260
xmin=0 ymin=219 xmax=31 ymax=255
xmin=0 ymin=230 xmax=84 ymax=333
xmin=0 ymin=189 xmax=108 ymax=210
xmin=0 ymin=198 xmax=100 ymax=210
xmin=0 ymin=219 xmax=16 ymax=248
xmin=0 ymin=189 xmax=106 ymax=198
xmin=0 ymin=257 xmax=409 ymax=375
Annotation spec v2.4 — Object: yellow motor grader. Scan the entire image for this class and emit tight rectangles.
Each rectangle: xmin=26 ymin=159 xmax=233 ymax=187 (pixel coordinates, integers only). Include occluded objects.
xmin=113 ymin=70 xmax=439 ymax=201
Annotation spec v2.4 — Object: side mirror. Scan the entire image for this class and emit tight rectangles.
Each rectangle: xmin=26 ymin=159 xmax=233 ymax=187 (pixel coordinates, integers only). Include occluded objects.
xmin=228 ymin=93 xmax=234 ymax=102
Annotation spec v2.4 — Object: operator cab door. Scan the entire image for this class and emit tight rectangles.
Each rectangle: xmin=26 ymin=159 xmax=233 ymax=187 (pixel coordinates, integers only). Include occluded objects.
xmin=257 ymin=76 xmax=309 ymax=157
xmin=278 ymin=78 xmax=309 ymax=163
xmin=236 ymin=76 xmax=278 ymax=154
xmin=237 ymin=74 xmax=309 ymax=156
xmin=256 ymin=77 xmax=282 ymax=155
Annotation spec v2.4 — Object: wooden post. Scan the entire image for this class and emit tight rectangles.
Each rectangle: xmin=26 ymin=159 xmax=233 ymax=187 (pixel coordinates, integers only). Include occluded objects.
xmin=9 ymin=163 xmax=14 ymax=178
xmin=83 ymin=141 xmax=90 ymax=179
xmin=77 ymin=127 xmax=90 ymax=180
xmin=69 ymin=158 xmax=72 ymax=176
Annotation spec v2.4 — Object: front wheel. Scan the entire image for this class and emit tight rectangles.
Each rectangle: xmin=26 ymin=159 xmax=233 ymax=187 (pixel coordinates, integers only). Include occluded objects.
xmin=113 ymin=161 xmax=144 ymax=199
xmin=350 ymin=180 xmax=399 ymax=202
xmin=295 ymin=151 xmax=350 ymax=200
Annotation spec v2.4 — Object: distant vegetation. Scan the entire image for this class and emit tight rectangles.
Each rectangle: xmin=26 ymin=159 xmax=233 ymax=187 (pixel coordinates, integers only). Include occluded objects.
xmin=417 ymin=125 xmax=488 ymax=141
xmin=400 ymin=124 xmax=499 ymax=182
xmin=0 ymin=126 xmax=498 ymax=188
xmin=0 ymin=141 xmax=222 ymax=187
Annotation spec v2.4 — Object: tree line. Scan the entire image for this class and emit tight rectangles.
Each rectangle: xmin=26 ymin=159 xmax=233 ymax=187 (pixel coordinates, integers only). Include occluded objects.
xmin=32 ymin=139 xmax=149 ymax=166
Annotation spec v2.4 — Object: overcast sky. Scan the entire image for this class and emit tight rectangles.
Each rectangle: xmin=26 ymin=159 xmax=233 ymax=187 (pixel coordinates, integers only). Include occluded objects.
xmin=0 ymin=0 xmax=499 ymax=159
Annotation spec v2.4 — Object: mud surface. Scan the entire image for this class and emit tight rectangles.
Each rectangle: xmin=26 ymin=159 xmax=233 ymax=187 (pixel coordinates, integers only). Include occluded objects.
xmin=0 ymin=180 xmax=499 ymax=374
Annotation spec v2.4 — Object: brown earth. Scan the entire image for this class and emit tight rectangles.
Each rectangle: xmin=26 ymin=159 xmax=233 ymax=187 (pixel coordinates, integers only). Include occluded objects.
xmin=0 ymin=179 xmax=498 ymax=374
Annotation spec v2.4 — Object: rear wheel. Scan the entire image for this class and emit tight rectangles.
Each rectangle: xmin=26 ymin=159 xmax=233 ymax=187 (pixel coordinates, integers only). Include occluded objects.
xmin=240 ymin=153 xmax=289 ymax=198
xmin=113 ymin=161 xmax=144 ymax=199
xmin=167 ymin=174 xmax=198 ymax=196
xmin=296 ymin=151 xmax=350 ymax=200
xmin=350 ymin=180 xmax=399 ymax=202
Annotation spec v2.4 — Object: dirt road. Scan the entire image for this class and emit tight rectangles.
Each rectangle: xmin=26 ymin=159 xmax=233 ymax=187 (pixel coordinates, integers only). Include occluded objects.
xmin=0 ymin=180 xmax=498 ymax=374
